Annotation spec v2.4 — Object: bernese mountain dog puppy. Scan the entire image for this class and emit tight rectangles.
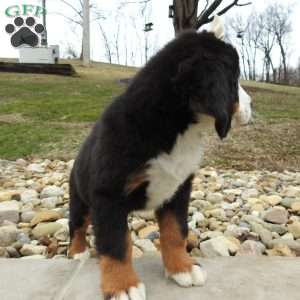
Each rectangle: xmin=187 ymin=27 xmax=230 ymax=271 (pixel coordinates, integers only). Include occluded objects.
xmin=68 ymin=16 xmax=252 ymax=300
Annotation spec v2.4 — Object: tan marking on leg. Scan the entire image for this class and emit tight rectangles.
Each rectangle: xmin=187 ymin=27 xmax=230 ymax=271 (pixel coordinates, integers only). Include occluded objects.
xmin=100 ymin=234 xmax=139 ymax=296
xmin=124 ymin=167 xmax=148 ymax=195
xmin=68 ymin=215 xmax=91 ymax=257
xmin=158 ymin=212 xmax=194 ymax=274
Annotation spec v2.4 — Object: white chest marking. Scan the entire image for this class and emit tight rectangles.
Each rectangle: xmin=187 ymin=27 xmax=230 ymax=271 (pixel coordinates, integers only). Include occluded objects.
xmin=145 ymin=115 xmax=215 ymax=210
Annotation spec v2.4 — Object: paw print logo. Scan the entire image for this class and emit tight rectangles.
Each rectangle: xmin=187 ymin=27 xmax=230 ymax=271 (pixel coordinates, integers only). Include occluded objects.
xmin=5 ymin=17 xmax=45 ymax=47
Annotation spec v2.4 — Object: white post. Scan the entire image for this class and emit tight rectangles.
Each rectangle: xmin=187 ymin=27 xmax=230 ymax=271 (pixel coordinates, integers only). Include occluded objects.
xmin=83 ymin=0 xmax=90 ymax=66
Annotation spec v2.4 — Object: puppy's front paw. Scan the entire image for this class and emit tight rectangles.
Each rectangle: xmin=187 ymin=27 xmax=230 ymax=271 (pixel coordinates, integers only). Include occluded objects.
xmin=105 ymin=282 xmax=146 ymax=300
xmin=166 ymin=264 xmax=207 ymax=287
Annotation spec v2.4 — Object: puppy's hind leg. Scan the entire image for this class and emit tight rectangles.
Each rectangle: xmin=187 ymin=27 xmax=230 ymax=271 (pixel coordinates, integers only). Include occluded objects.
xmin=68 ymin=175 xmax=90 ymax=259
xmin=156 ymin=176 xmax=207 ymax=288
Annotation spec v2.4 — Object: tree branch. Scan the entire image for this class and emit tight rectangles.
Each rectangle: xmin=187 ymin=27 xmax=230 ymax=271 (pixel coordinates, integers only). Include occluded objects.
xmin=119 ymin=0 xmax=151 ymax=5
xmin=60 ymin=0 xmax=83 ymax=18
xmin=194 ymin=0 xmax=252 ymax=29
xmin=199 ymin=0 xmax=210 ymax=17
xmin=54 ymin=12 xmax=82 ymax=26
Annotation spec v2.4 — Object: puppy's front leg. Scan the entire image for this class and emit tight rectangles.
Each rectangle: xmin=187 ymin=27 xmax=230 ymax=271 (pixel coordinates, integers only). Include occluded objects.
xmin=91 ymin=197 xmax=145 ymax=300
xmin=156 ymin=176 xmax=207 ymax=287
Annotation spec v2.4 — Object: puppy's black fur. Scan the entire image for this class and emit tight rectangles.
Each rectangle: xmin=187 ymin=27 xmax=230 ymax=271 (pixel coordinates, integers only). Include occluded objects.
xmin=69 ymin=31 xmax=240 ymax=261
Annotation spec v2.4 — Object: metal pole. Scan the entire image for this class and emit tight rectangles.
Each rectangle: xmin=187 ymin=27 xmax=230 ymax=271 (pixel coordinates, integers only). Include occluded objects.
xmin=41 ymin=0 xmax=48 ymax=46
xmin=83 ymin=0 xmax=90 ymax=66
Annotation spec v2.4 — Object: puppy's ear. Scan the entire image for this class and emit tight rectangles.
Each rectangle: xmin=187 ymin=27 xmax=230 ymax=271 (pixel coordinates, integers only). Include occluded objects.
xmin=174 ymin=56 xmax=233 ymax=139
xmin=210 ymin=15 xmax=225 ymax=40
xmin=203 ymin=88 xmax=232 ymax=139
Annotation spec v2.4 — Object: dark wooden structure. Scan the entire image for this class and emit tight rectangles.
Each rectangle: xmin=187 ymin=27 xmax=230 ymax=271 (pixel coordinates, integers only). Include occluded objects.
xmin=0 ymin=62 xmax=76 ymax=76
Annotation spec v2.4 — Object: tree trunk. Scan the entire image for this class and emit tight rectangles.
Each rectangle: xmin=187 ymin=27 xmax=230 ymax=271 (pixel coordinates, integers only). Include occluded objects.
xmin=173 ymin=0 xmax=198 ymax=35
xmin=277 ymin=37 xmax=288 ymax=83
xmin=80 ymin=40 xmax=83 ymax=61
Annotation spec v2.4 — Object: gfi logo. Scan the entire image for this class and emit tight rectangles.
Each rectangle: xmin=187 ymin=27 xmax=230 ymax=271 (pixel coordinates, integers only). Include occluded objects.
xmin=5 ymin=4 xmax=46 ymax=18
xmin=4 ymin=4 xmax=46 ymax=47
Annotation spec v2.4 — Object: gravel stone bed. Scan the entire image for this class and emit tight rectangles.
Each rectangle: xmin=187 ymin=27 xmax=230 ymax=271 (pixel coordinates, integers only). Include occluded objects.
xmin=0 ymin=159 xmax=299 ymax=259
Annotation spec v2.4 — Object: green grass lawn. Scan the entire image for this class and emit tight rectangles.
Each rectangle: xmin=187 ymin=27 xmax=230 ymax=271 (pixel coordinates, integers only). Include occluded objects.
xmin=0 ymin=60 xmax=299 ymax=171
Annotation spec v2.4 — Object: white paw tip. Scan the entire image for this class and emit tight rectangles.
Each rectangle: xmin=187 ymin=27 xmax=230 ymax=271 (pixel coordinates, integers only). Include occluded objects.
xmin=73 ymin=250 xmax=90 ymax=261
xmin=170 ymin=272 xmax=193 ymax=287
xmin=191 ymin=265 xmax=207 ymax=286
xmin=129 ymin=282 xmax=146 ymax=300
xmin=109 ymin=283 xmax=146 ymax=300
xmin=168 ymin=265 xmax=207 ymax=287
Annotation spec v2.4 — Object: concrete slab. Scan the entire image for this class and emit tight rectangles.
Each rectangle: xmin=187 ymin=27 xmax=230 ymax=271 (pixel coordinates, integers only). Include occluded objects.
xmin=0 ymin=256 xmax=299 ymax=300
xmin=0 ymin=258 xmax=79 ymax=300
xmin=66 ymin=256 xmax=300 ymax=300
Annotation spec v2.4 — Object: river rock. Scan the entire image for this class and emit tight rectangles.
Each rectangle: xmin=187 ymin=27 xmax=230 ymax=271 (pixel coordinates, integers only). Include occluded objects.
xmin=40 ymin=197 xmax=59 ymax=209
xmin=20 ymin=244 xmax=47 ymax=256
xmin=224 ymin=224 xmax=250 ymax=238
xmin=282 ymin=186 xmax=300 ymax=197
xmin=133 ymin=210 xmax=156 ymax=221
xmin=263 ymin=207 xmax=288 ymax=224
xmin=200 ymin=236 xmax=238 ymax=257
xmin=40 ymin=186 xmax=64 ymax=199
xmin=191 ymin=190 xmax=205 ymax=200
xmin=26 ymin=163 xmax=45 ymax=173
xmin=6 ymin=246 xmax=20 ymax=258
xmin=21 ymin=211 xmax=36 ymax=223
xmin=0 ymin=201 xmax=20 ymax=224
xmin=134 ymin=239 xmax=157 ymax=252
xmin=250 ymin=223 xmax=273 ymax=244
xmin=0 ymin=247 xmax=9 ymax=257
xmin=138 ymin=225 xmax=158 ymax=239
xmin=266 ymin=244 xmax=296 ymax=257
xmin=30 ymin=211 xmax=61 ymax=226
xmin=187 ymin=230 xmax=199 ymax=249
xmin=0 ymin=191 xmax=20 ymax=202
xmin=260 ymin=195 xmax=282 ymax=206
xmin=132 ymin=246 xmax=144 ymax=258
xmin=31 ymin=223 xmax=62 ymax=239
xmin=236 ymin=240 xmax=266 ymax=256
xmin=20 ymin=189 xmax=39 ymax=204
xmin=287 ymin=221 xmax=300 ymax=239
xmin=54 ymin=227 xmax=69 ymax=241
xmin=280 ymin=198 xmax=298 ymax=208
xmin=291 ymin=202 xmax=300 ymax=213
xmin=206 ymin=192 xmax=224 ymax=203
xmin=268 ymin=239 xmax=300 ymax=253
xmin=0 ymin=225 xmax=18 ymax=247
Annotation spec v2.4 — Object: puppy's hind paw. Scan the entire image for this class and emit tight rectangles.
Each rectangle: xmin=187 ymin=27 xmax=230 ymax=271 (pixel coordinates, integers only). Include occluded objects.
xmin=167 ymin=264 xmax=207 ymax=287
xmin=73 ymin=249 xmax=90 ymax=261
xmin=105 ymin=283 xmax=146 ymax=300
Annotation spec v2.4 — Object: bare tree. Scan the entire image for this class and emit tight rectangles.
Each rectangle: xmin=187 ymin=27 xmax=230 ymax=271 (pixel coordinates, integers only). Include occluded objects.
xmin=228 ymin=11 xmax=261 ymax=80
xmin=171 ymin=0 xmax=252 ymax=35
xmin=57 ymin=0 xmax=104 ymax=60
xmin=257 ymin=11 xmax=276 ymax=83
xmin=228 ymin=15 xmax=248 ymax=79
xmin=99 ymin=23 xmax=113 ymax=64
xmin=114 ymin=24 xmax=121 ymax=64
xmin=268 ymin=3 xmax=292 ymax=83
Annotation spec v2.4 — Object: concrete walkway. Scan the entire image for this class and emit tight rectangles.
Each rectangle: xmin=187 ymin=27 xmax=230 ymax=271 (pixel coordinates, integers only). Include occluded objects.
xmin=0 ymin=256 xmax=299 ymax=300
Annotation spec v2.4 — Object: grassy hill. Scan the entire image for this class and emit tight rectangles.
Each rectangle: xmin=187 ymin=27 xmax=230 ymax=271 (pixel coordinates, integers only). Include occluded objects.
xmin=0 ymin=61 xmax=299 ymax=171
